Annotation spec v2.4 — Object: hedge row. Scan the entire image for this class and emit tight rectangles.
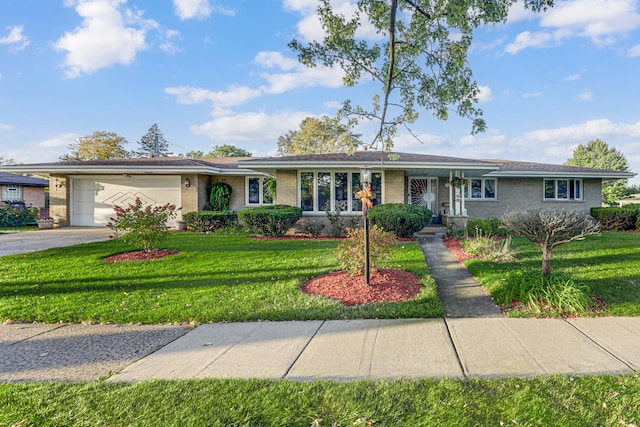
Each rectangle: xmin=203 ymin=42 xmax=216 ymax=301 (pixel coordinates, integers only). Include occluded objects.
xmin=183 ymin=211 xmax=238 ymax=233
xmin=590 ymin=205 xmax=640 ymax=231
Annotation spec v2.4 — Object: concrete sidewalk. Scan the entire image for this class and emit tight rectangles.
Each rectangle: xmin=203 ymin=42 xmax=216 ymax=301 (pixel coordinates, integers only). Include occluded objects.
xmin=3 ymin=318 xmax=638 ymax=383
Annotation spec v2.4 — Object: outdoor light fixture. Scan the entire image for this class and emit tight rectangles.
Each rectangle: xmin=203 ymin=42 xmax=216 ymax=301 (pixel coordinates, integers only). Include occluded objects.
xmin=360 ymin=167 xmax=372 ymax=186
xmin=54 ymin=179 xmax=65 ymax=188
xmin=184 ymin=178 xmax=191 ymax=188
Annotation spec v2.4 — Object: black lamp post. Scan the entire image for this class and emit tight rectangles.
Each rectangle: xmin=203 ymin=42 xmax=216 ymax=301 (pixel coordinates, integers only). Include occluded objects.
xmin=360 ymin=167 xmax=372 ymax=286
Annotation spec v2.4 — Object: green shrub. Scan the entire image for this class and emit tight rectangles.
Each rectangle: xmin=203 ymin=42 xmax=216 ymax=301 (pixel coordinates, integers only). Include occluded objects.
xmin=107 ymin=198 xmax=178 ymax=252
xmin=325 ymin=204 xmax=345 ymax=238
xmin=466 ymin=217 xmax=508 ymax=238
xmin=368 ymin=203 xmax=432 ymax=238
xmin=301 ymin=219 xmax=324 ymax=237
xmin=335 ymin=225 xmax=397 ymax=276
xmin=237 ymin=205 xmax=302 ymax=237
xmin=0 ymin=205 xmax=38 ymax=227
xmin=492 ymin=269 xmax=595 ymax=317
xmin=183 ymin=211 xmax=238 ymax=233
xmin=590 ymin=207 xmax=637 ymax=231
xmin=206 ymin=182 xmax=232 ymax=211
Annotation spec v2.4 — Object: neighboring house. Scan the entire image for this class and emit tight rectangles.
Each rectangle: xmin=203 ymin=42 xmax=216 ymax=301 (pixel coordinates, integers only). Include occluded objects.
xmin=0 ymin=172 xmax=48 ymax=213
xmin=1 ymin=152 xmax=635 ymax=228
xmin=617 ymin=194 xmax=640 ymax=207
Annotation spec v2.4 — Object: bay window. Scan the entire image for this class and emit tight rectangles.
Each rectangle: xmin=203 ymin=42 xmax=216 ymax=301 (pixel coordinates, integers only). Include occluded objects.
xmin=300 ymin=171 xmax=382 ymax=212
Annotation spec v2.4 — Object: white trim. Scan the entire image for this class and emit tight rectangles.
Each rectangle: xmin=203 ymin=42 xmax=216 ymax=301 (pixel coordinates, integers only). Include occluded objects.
xmin=464 ymin=178 xmax=498 ymax=201
xmin=543 ymin=178 xmax=583 ymax=201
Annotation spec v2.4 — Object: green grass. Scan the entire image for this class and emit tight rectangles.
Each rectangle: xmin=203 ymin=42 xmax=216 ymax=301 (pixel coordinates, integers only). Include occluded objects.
xmin=0 ymin=233 xmax=442 ymax=323
xmin=465 ymin=232 xmax=640 ymax=317
xmin=1 ymin=375 xmax=639 ymax=426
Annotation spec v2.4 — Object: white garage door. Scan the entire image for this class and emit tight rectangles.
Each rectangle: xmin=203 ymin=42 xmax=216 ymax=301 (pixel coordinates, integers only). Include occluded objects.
xmin=71 ymin=175 xmax=181 ymax=226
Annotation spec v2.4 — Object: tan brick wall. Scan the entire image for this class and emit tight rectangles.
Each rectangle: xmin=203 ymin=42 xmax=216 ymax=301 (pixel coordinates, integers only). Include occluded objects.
xmin=49 ymin=174 xmax=69 ymax=226
xmin=22 ymin=187 xmax=46 ymax=210
xmin=464 ymin=178 xmax=602 ymax=218
xmin=384 ymin=170 xmax=405 ymax=204
xmin=276 ymin=170 xmax=297 ymax=207
xmin=180 ymin=174 xmax=198 ymax=217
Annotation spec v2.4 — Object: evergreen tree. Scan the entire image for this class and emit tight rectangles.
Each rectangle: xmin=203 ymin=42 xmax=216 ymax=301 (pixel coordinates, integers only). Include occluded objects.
xmin=135 ymin=123 xmax=172 ymax=157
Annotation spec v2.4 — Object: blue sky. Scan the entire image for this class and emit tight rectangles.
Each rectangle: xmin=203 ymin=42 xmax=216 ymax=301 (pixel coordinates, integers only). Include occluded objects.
xmin=1 ymin=0 xmax=640 ymax=183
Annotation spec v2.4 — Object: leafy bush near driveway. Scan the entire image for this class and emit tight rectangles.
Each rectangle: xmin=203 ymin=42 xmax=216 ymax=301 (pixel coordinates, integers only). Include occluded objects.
xmin=183 ymin=211 xmax=238 ymax=233
xmin=590 ymin=206 xmax=639 ymax=231
xmin=0 ymin=205 xmax=38 ymax=227
xmin=368 ymin=203 xmax=432 ymax=238
xmin=238 ymin=204 xmax=302 ymax=237
xmin=107 ymin=197 xmax=178 ymax=252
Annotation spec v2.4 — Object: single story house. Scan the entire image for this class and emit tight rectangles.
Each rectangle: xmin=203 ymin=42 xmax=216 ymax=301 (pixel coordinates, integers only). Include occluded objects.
xmin=0 ymin=172 xmax=48 ymax=213
xmin=1 ymin=152 xmax=635 ymax=228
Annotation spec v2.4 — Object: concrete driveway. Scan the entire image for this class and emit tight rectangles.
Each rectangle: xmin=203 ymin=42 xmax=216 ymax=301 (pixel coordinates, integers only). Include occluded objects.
xmin=0 ymin=227 xmax=112 ymax=257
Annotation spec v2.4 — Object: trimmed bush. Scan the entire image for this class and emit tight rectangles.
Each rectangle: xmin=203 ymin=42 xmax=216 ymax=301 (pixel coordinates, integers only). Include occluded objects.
xmin=368 ymin=203 xmax=432 ymax=238
xmin=590 ymin=207 xmax=637 ymax=231
xmin=238 ymin=205 xmax=302 ymax=237
xmin=0 ymin=205 xmax=38 ymax=227
xmin=466 ymin=217 xmax=509 ymax=238
xmin=183 ymin=211 xmax=238 ymax=233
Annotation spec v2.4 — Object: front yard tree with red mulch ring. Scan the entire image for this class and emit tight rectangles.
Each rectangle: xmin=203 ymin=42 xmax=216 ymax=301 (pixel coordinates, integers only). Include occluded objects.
xmin=107 ymin=197 xmax=179 ymax=253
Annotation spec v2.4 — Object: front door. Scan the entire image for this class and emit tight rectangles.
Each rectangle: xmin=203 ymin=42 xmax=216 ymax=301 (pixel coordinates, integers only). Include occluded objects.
xmin=409 ymin=177 xmax=438 ymax=213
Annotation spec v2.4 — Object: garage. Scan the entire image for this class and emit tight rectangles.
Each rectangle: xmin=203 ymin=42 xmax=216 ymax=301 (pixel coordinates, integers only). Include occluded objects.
xmin=71 ymin=175 xmax=181 ymax=226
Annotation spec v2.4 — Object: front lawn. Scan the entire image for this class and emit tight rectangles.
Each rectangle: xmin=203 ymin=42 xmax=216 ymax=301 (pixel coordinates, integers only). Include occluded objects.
xmin=465 ymin=232 xmax=640 ymax=317
xmin=0 ymin=233 xmax=442 ymax=323
xmin=1 ymin=375 xmax=639 ymax=426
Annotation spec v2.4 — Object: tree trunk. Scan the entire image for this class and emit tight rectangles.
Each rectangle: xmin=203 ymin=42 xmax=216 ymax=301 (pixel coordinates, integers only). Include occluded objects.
xmin=542 ymin=246 xmax=552 ymax=276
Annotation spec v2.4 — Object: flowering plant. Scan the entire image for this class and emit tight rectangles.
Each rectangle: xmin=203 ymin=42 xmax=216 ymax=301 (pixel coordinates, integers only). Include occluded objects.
xmin=449 ymin=176 xmax=466 ymax=187
xmin=107 ymin=197 xmax=178 ymax=252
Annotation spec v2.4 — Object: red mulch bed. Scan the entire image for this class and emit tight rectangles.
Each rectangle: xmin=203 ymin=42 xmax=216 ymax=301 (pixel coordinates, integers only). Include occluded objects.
xmin=301 ymin=268 xmax=422 ymax=306
xmin=442 ymin=237 xmax=478 ymax=263
xmin=103 ymin=249 xmax=180 ymax=262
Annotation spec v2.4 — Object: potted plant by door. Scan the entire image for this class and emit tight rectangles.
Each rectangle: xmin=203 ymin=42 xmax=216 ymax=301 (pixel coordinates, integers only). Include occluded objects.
xmin=36 ymin=217 xmax=55 ymax=229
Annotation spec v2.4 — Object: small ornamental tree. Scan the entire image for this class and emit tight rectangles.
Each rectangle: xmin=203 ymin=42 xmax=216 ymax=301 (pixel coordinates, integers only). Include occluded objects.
xmin=502 ymin=210 xmax=599 ymax=276
xmin=336 ymin=225 xmax=397 ymax=277
xmin=107 ymin=198 xmax=178 ymax=252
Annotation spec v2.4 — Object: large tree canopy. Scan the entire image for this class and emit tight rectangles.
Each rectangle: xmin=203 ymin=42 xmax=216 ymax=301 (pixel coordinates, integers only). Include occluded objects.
xmin=565 ymin=139 xmax=630 ymax=205
xmin=208 ymin=144 xmax=253 ymax=158
xmin=290 ymin=0 xmax=553 ymax=150
xmin=59 ymin=131 xmax=131 ymax=161
xmin=277 ymin=115 xmax=362 ymax=156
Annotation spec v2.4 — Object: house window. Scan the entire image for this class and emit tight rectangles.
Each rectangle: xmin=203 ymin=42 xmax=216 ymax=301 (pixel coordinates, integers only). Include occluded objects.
xmin=299 ymin=171 xmax=382 ymax=213
xmin=1 ymin=185 xmax=22 ymax=202
xmin=464 ymin=179 xmax=497 ymax=200
xmin=544 ymin=179 xmax=582 ymax=201
xmin=246 ymin=176 xmax=275 ymax=205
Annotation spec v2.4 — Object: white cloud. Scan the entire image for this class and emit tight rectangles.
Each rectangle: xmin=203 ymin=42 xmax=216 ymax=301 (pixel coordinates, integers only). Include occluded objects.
xmin=38 ymin=133 xmax=78 ymax=148
xmin=505 ymin=31 xmax=556 ymax=54
xmin=477 ymin=85 xmax=494 ymax=103
xmin=0 ymin=25 xmax=30 ymax=51
xmin=629 ymin=44 xmax=640 ymax=56
xmin=506 ymin=0 xmax=640 ymax=53
xmin=165 ymin=85 xmax=262 ymax=108
xmin=0 ymin=124 xmax=12 ymax=131
xmin=172 ymin=0 xmax=234 ymax=20
xmin=579 ymin=90 xmax=594 ymax=101
xmin=54 ymin=0 xmax=149 ymax=78
xmin=519 ymin=119 xmax=640 ymax=143
xmin=191 ymin=111 xmax=312 ymax=142
xmin=522 ymin=91 xmax=542 ymax=99
xmin=564 ymin=73 xmax=581 ymax=81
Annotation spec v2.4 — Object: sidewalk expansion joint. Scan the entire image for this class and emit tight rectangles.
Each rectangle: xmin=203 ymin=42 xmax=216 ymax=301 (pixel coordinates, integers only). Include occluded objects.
xmin=563 ymin=319 xmax=637 ymax=372
xmin=443 ymin=318 xmax=467 ymax=379
xmin=283 ymin=320 xmax=325 ymax=379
